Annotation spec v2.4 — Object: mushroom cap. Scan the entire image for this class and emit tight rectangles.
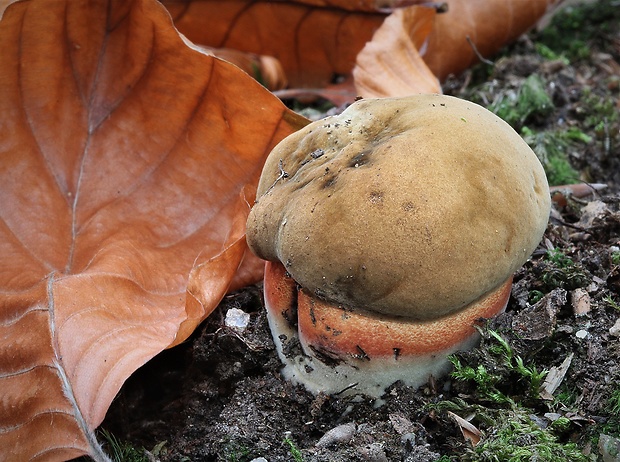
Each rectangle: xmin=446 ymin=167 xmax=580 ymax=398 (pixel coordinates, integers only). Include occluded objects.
xmin=246 ymin=94 xmax=550 ymax=320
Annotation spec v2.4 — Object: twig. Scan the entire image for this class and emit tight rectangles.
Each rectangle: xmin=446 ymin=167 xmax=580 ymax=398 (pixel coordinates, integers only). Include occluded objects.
xmin=263 ymin=159 xmax=289 ymax=195
xmin=466 ymin=35 xmax=494 ymax=66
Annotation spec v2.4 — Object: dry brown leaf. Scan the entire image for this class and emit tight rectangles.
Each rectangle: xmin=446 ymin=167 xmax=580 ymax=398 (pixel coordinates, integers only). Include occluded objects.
xmin=421 ymin=0 xmax=561 ymax=80
xmin=181 ymin=36 xmax=289 ymax=91
xmin=282 ymin=0 xmax=422 ymax=12
xmin=549 ymin=183 xmax=607 ymax=207
xmin=353 ymin=5 xmax=441 ymax=97
xmin=164 ymin=0 xmax=560 ymax=97
xmin=0 ymin=0 xmax=306 ymax=459
xmin=354 ymin=0 xmax=561 ymax=97
xmin=162 ymin=0 xmax=387 ymax=88
xmin=447 ymin=410 xmax=483 ymax=447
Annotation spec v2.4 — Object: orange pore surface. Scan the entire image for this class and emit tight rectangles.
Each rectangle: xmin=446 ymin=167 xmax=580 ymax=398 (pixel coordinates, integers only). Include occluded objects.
xmin=264 ymin=261 xmax=511 ymax=359
xmin=264 ymin=260 xmax=297 ymax=321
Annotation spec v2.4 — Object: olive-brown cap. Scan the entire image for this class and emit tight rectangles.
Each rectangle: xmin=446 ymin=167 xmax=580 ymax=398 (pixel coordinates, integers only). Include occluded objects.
xmin=246 ymin=94 xmax=550 ymax=320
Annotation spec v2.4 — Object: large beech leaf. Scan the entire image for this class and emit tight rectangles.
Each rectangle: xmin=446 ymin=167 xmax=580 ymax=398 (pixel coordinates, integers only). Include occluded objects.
xmin=162 ymin=0 xmax=387 ymax=88
xmin=0 ymin=0 xmax=306 ymax=460
xmin=164 ymin=0 xmax=560 ymax=95
xmin=353 ymin=6 xmax=442 ymax=97
xmin=353 ymin=0 xmax=560 ymax=97
xmin=421 ymin=0 xmax=561 ymax=80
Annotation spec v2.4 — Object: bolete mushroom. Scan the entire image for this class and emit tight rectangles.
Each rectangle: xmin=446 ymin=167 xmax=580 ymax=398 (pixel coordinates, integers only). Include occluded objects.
xmin=246 ymin=94 xmax=550 ymax=398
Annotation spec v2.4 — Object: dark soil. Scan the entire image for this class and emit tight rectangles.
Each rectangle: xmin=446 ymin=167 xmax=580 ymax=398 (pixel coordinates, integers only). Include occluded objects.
xmin=100 ymin=2 xmax=620 ymax=461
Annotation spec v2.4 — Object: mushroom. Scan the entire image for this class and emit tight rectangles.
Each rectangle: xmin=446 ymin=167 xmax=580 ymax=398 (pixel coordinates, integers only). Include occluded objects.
xmin=246 ymin=94 xmax=550 ymax=398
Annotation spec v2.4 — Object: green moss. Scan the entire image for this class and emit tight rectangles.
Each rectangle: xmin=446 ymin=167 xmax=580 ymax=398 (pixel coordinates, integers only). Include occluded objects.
xmin=464 ymin=410 xmax=589 ymax=462
xmin=99 ymin=429 xmax=149 ymax=462
xmin=491 ymin=74 xmax=553 ymax=128
xmin=450 ymin=330 xmax=547 ymax=405
xmin=553 ymin=385 xmax=580 ymax=410
xmin=610 ymin=388 xmax=620 ymax=416
xmin=222 ymin=441 xmax=252 ymax=462
xmin=545 ymin=248 xmax=574 ymax=268
xmin=540 ymin=248 xmax=590 ymax=290
xmin=430 ymin=400 xmax=589 ymax=461
xmin=438 ymin=329 xmax=590 ymax=461
xmin=534 ymin=0 xmax=620 ymax=62
xmin=580 ymin=88 xmax=620 ymax=131
xmin=605 ymin=295 xmax=620 ymax=312
xmin=520 ymin=127 xmax=589 ymax=186
xmin=436 ymin=456 xmax=455 ymax=462
xmin=529 ymin=289 xmax=545 ymax=304
xmin=600 ymin=417 xmax=620 ymax=439
xmin=284 ymin=437 xmax=304 ymax=462
xmin=534 ymin=43 xmax=569 ymax=65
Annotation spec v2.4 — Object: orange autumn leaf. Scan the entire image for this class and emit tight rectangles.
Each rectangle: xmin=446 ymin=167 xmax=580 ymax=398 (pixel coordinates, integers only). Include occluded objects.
xmin=353 ymin=5 xmax=441 ymax=97
xmin=356 ymin=0 xmax=561 ymax=97
xmin=162 ymin=0 xmax=388 ymax=88
xmin=165 ymin=0 xmax=560 ymax=99
xmin=180 ymin=36 xmax=289 ymax=91
xmin=0 ymin=0 xmax=307 ymax=460
xmin=421 ymin=0 xmax=561 ymax=81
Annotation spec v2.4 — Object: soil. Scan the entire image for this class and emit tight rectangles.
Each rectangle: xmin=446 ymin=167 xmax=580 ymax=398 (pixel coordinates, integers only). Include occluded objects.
xmin=99 ymin=2 xmax=620 ymax=461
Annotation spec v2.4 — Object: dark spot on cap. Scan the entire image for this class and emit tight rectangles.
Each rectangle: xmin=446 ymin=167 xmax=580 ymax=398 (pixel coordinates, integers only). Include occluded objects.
xmin=401 ymin=201 xmax=416 ymax=212
xmin=322 ymin=174 xmax=337 ymax=189
xmin=349 ymin=149 xmax=372 ymax=168
xmin=369 ymin=191 xmax=384 ymax=205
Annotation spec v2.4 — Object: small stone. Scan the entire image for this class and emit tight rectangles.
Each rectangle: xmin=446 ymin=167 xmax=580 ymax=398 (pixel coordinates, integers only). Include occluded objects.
xmin=250 ymin=458 xmax=268 ymax=462
xmin=225 ymin=308 xmax=250 ymax=332
xmin=599 ymin=434 xmax=620 ymax=461
xmin=315 ymin=422 xmax=356 ymax=448
xmin=610 ymin=318 xmax=620 ymax=337
xmin=575 ymin=329 xmax=589 ymax=339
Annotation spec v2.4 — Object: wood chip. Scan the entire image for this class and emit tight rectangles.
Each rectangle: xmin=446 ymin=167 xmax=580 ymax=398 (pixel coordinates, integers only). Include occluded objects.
xmin=447 ymin=411 xmax=482 ymax=447
xmin=571 ymin=288 xmax=591 ymax=316
xmin=540 ymin=353 xmax=574 ymax=400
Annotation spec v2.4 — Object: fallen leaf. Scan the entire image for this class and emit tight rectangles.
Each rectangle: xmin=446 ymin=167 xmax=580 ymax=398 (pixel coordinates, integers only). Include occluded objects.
xmin=164 ymin=0 xmax=560 ymax=98
xmin=353 ymin=5 xmax=441 ymax=97
xmin=419 ymin=0 xmax=561 ymax=81
xmin=511 ymin=289 xmax=564 ymax=342
xmin=181 ymin=35 xmax=289 ymax=91
xmin=0 ymin=0 xmax=306 ymax=460
xmin=162 ymin=0 xmax=387 ymax=88
xmin=447 ymin=411 xmax=482 ymax=447
xmin=354 ymin=0 xmax=561 ymax=97
xmin=576 ymin=200 xmax=611 ymax=229
xmin=550 ymin=183 xmax=607 ymax=207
